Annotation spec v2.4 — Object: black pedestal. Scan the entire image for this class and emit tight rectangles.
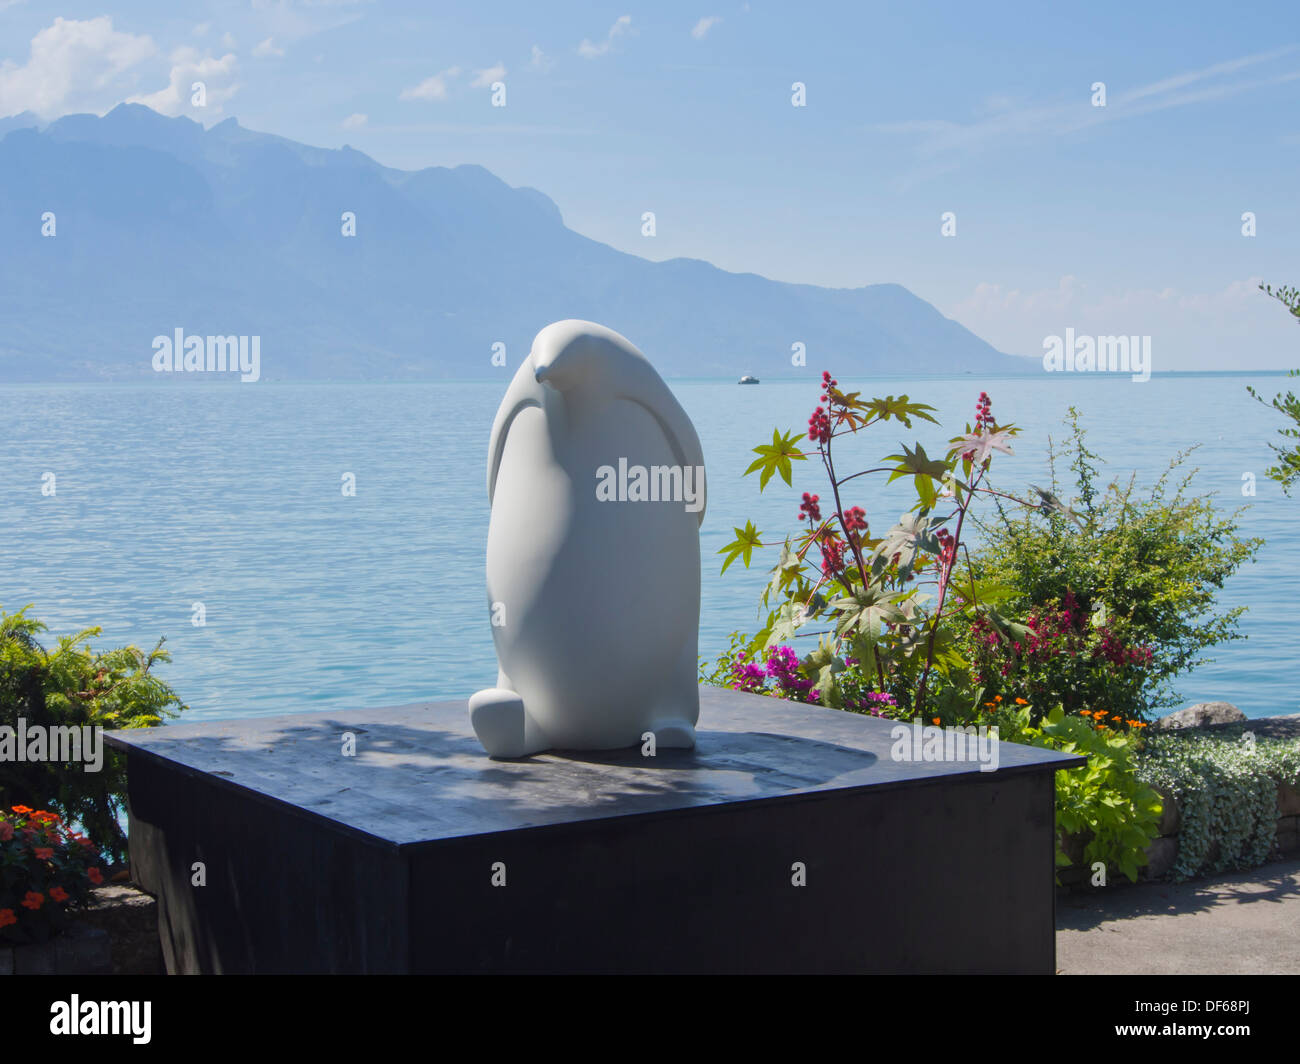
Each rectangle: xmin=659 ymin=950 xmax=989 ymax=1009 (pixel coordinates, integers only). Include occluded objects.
xmin=107 ymin=686 xmax=1081 ymax=973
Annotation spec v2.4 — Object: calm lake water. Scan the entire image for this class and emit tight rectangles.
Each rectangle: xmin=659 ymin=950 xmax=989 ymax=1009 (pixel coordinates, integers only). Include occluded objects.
xmin=2 ymin=372 xmax=1295 ymax=722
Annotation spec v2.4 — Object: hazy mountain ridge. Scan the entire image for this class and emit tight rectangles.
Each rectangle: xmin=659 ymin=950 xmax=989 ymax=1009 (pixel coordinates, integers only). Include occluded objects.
xmin=0 ymin=104 xmax=1024 ymax=381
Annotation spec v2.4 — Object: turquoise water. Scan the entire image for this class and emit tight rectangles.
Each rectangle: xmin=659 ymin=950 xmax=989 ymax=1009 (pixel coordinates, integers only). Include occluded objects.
xmin=1 ymin=372 xmax=1294 ymax=721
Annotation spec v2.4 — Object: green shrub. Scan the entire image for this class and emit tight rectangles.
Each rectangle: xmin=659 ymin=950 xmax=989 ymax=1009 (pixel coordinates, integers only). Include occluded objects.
xmin=0 ymin=605 xmax=186 ymax=866
xmin=995 ymin=705 xmax=1163 ymax=883
xmin=1138 ymin=731 xmax=1300 ymax=880
xmin=967 ymin=408 xmax=1261 ymax=724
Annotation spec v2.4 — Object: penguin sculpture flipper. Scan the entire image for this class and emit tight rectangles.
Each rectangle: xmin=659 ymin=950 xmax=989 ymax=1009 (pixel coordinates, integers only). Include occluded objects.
xmin=615 ymin=359 xmax=707 ymax=527
xmin=485 ymin=364 xmax=544 ymax=505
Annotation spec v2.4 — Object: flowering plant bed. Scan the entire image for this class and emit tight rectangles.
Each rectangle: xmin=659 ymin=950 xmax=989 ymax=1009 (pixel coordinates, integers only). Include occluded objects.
xmin=0 ymin=804 xmax=107 ymax=945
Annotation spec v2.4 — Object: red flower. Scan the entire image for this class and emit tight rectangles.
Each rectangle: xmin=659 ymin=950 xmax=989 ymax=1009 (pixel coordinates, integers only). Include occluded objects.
xmin=87 ymin=867 xmax=104 ymax=885
xmin=34 ymin=846 xmax=54 ymax=860
xmin=0 ymin=822 xmax=12 ymax=842
xmin=0 ymin=909 xmax=15 ymax=929
xmin=21 ymin=891 xmax=43 ymax=910
xmin=48 ymin=886 xmax=70 ymax=903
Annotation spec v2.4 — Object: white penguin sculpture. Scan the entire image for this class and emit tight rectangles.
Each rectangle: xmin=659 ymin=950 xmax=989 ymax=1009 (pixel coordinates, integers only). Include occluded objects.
xmin=469 ymin=320 xmax=706 ymax=758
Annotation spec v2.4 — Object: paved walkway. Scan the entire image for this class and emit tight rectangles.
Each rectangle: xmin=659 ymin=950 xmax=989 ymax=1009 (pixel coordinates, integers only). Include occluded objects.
xmin=1056 ymin=856 xmax=1300 ymax=974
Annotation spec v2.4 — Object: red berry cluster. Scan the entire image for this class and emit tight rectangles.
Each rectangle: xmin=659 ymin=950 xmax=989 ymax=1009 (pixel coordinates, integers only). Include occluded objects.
xmin=798 ymin=492 xmax=822 ymax=523
xmin=807 ymin=371 xmax=837 ymax=444
xmin=935 ymin=526 xmax=956 ymax=568
xmin=975 ymin=391 xmax=993 ymax=430
xmin=808 ymin=407 xmax=831 ymax=444
xmin=819 ymin=534 xmax=846 ymax=576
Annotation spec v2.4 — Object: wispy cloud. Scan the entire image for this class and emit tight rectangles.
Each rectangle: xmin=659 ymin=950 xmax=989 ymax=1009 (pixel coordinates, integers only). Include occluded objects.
xmin=341 ymin=111 xmax=366 ymax=129
xmin=529 ymin=44 xmax=553 ymax=73
xmin=945 ymin=275 xmax=1285 ymax=369
xmin=252 ymin=37 xmax=285 ymax=58
xmin=691 ymin=16 xmax=722 ymax=40
xmin=471 ymin=62 xmax=505 ymax=88
xmin=579 ymin=15 xmax=632 ymax=59
xmin=400 ymin=66 xmax=460 ymax=101
xmin=876 ymin=46 xmax=1300 ymax=162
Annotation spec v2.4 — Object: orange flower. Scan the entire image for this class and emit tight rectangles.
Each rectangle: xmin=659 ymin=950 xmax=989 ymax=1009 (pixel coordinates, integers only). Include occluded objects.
xmin=21 ymin=891 xmax=43 ymax=910
xmin=1014 ymin=697 xmax=1028 ymax=705
xmin=983 ymin=701 xmax=996 ymax=708
xmin=48 ymin=886 xmax=69 ymax=903
xmin=87 ymin=867 xmax=103 ymax=885
xmin=932 ymin=717 xmax=941 ymax=726
xmin=1079 ymin=710 xmax=1093 ymax=717
xmin=34 ymin=847 xmax=54 ymax=860
xmin=1111 ymin=715 xmax=1122 ymax=722
xmin=0 ymin=909 xmax=15 ymax=928
xmin=993 ymin=695 xmax=1003 ymax=703
xmin=11 ymin=805 xmax=33 ymax=816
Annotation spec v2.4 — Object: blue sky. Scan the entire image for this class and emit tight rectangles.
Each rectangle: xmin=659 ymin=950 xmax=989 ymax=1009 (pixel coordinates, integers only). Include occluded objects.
xmin=1 ymin=0 xmax=1298 ymax=368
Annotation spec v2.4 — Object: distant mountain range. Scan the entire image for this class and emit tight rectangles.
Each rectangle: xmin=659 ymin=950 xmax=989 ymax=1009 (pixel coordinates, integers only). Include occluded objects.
xmin=0 ymin=104 xmax=1026 ymax=381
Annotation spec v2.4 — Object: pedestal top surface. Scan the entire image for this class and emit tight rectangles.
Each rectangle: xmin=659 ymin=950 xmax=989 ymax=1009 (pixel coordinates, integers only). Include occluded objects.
xmin=106 ymin=686 xmax=1083 ymax=847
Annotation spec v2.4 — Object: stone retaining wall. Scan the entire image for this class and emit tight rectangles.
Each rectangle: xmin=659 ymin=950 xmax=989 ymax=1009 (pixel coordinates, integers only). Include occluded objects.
xmin=1059 ymin=778 xmax=1300 ymax=890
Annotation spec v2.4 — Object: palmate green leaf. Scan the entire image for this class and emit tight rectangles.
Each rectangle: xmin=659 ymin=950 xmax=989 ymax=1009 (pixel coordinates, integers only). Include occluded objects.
xmin=800 ymin=636 xmax=846 ymax=707
xmin=870 ymin=513 xmax=941 ymax=577
xmin=828 ymin=582 xmax=906 ymax=638
xmin=718 ymin=520 xmax=764 ymax=574
xmin=762 ymin=537 xmax=806 ymax=606
xmin=883 ymin=442 xmax=952 ymax=512
xmin=924 ymin=625 xmax=968 ymax=675
xmin=946 ymin=577 xmax=1017 ymax=609
xmin=863 ymin=395 xmax=940 ymax=428
xmin=848 ymin=630 xmax=882 ymax=676
xmin=744 ymin=428 xmax=809 ymax=491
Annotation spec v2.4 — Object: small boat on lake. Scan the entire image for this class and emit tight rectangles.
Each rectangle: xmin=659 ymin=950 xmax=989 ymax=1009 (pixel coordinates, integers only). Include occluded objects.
xmin=738 ymin=374 xmax=760 ymax=384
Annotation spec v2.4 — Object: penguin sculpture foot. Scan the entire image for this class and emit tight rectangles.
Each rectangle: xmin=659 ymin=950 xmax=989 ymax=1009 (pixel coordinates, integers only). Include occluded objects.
xmin=650 ymin=719 xmax=697 ymax=749
xmin=468 ymin=688 xmax=549 ymax=759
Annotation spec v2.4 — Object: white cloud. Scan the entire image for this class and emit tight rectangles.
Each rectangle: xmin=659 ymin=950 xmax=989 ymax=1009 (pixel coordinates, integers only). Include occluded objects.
xmin=946 ymin=276 xmax=1299 ymax=370
xmin=128 ymin=46 xmax=240 ymax=117
xmin=528 ymin=45 xmax=553 ymax=73
xmin=471 ymin=62 xmax=505 ymax=88
xmin=221 ymin=32 xmax=237 ymax=49
xmin=691 ymin=16 xmax=722 ymax=40
xmin=578 ymin=15 xmax=632 ymax=59
xmin=0 ymin=16 xmax=157 ymax=119
xmin=252 ymin=37 xmax=285 ymax=58
xmin=400 ymin=66 xmax=460 ymax=101
xmin=193 ymin=22 xmax=211 ymax=37
xmin=341 ymin=111 xmax=366 ymax=128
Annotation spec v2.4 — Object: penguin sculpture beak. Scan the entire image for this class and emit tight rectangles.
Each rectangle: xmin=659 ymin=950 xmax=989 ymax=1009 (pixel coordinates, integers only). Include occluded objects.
xmin=534 ymin=364 xmax=551 ymax=385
